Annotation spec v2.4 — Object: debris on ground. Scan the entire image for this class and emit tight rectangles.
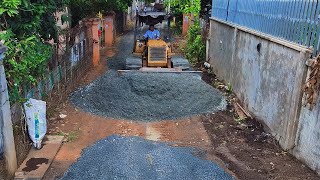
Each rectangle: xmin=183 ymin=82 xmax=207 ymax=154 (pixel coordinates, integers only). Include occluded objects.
xmin=304 ymin=55 xmax=320 ymax=109
xmin=233 ymin=102 xmax=247 ymax=120
xmin=61 ymin=135 xmax=234 ymax=180
xmin=70 ymin=71 xmax=226 ymax=121
xmin=59 ymin=114 xmax=67 ymax=119
xmin=232 ymin=102 xmax=252 ymax=120
xmin=199 ymin=70 xmax=320 ymax=179
xmin=202 ymin=111 xmax=319 ymax=180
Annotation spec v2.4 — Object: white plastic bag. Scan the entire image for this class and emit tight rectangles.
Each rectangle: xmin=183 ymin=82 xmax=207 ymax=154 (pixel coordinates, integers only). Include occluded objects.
xmin=24 ymin=98 xmax=47 ymax=149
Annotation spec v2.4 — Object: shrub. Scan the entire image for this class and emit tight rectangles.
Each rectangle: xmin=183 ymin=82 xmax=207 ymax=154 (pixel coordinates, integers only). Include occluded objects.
xmin=0 ymin=31 xmax=52 ymax=103
xmin=185 ymin=20 xmax=206 ymax=65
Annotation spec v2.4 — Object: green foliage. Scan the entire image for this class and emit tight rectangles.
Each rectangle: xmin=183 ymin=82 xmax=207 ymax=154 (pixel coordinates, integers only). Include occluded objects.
xmin=185 ymin=20 xmax=206 ymax=64
xmin=226 ymin=83 xmax=233 ymax=94
xmin=165 ymin=0 xmax=201 ymax=35
xmin=0 ymin=0 xmax=132 ymax=103
xmin=0 ymin=1 xmax=56 ymax=103
xmin=165 ymin=0 xmax=201 ymax=15
xmin=181 ymin=0 xmax=201 ymax=15
xmin=0 ymin=31 xmax=52 ymax=103
xmin=67 ymin=0 xmax=132 ymax=27
xmin=1 ymin=0 xmax=66 ymax=42
xmin=0 ymin=0 xmax=21 ymax=17
xmin=67 ymin=130 xmax=79 ymax=142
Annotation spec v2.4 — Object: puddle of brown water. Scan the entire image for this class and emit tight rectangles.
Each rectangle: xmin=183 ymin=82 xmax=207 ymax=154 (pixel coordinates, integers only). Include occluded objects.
xmin=22 ymin=158 xmax=49 ymax=172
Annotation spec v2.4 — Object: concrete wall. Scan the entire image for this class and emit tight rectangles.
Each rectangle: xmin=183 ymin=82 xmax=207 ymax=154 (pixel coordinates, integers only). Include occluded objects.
xmin=0 ymin=48 xmax=5 ymax=159
xmin=293 ymin=96 xmax=320 ymax=173
xmin=207 ymin=17 xmax=320 ymax=174
xmin=207 ymin=18 xmax=311 ymax=150
xmin=0 ymin=45 xmax=17 ymax=178
xmin=0 ymin=53 xmax=6 ymax=179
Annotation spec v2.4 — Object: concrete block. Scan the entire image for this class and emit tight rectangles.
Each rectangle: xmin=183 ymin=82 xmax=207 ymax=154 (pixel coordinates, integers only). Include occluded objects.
xmin=293 ymin=92 xmax=320 ymax=175
xmin=126 ymin=57 xmax=142 ymax=70
xmin=171 ymin=56 xmax=190 ymax=70
xmin=14 ymin=136 xmax=64 ymax=180
xmin=0 ymin=54 xmax=17 ymax=175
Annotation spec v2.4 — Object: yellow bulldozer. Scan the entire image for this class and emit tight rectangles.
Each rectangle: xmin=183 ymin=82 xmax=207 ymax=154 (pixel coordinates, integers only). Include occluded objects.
xmin=124 ymin=11 xmax=191 ymax=72
xmin=134 ymin=39 xmax=173 ymax=68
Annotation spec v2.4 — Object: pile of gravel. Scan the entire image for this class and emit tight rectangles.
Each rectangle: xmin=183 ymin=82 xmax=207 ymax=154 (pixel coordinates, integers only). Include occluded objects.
xmin=70 ymin=71 xmax=226 ymax=121
xmin=61 ymin=135 xmax=234 ymax=180
xmin=171 ymin=56 xmax=191 ymax=70
xmin=107 ymin=32 xmax=132 ymax=70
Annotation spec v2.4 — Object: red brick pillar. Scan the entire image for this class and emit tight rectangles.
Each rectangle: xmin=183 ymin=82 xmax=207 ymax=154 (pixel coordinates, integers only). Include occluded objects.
xmin=84 ymin=18 xmax=100 ymax=66
xmin=182 ymin=14 xmax=190 ymax=36
xmin=104 ymin=12 xmax=115 ymax=47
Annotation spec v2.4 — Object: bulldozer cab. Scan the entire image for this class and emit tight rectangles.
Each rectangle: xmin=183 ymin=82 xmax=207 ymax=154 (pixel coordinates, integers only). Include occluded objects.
xmin=132 ymin=11 xmax=173 ymax=68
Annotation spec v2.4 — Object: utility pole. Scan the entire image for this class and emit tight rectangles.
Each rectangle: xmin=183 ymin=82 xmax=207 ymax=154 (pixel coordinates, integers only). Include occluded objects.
xmin=0 ymin=43 xmax=17 ymax=176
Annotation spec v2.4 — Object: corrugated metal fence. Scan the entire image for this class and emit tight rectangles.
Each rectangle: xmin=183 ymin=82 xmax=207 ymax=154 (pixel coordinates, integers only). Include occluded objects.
xmin=212 ymin=0 xmax=320 ymax=56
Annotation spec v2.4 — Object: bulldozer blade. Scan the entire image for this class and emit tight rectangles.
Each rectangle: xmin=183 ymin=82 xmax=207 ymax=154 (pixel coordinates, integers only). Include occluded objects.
xmin=171 ymin=56 xmax=191 ymax=70
xmin=117 ymin=68 xmax=203 ymax=79
xmin=125 ymin=56 xmax=142 ymax=70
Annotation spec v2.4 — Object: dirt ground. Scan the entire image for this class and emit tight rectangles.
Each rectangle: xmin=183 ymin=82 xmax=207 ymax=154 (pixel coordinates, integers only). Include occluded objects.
xmin=201 ymin=71 xmax=320 ymax=180
xmin=203 ymin=112 xmax=319 ymax=180
xmin=42 ymin=34 xmax=320 ymax=180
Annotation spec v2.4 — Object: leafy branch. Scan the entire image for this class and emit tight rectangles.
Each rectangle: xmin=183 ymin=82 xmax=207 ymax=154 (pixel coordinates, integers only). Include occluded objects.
xmin=0 ymin=30 xmax=52 ymax=103
xmin=185 ymin=19 xmax=206 ymax=64
xmin=165 ymin=0 xmax=201 ymax=15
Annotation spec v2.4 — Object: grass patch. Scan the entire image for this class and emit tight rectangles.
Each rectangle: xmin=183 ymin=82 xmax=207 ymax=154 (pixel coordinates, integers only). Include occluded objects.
xmin=67 ymin=131 xmax=79 ymax=142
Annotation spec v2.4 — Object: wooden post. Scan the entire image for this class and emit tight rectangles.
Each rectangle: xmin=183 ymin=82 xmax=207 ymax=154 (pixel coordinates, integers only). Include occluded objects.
xmin=0 ymin=44 xmax=17 ymax=176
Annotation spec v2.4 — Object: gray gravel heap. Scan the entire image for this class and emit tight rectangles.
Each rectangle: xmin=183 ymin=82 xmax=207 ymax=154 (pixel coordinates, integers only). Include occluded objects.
xmin=107 ymin=31 xmax=132 ymax=70
xmin=171 ymin=56 xmax=191 ymax=70
xmin=70 ymin=71 xmax=226 ymax=121
xmin=61 ymin=135 xmax=234 ymax=180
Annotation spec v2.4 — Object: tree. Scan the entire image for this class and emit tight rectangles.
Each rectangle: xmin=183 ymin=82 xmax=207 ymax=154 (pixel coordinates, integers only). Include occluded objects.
xmin=1 ymin=0 xmax=66 ymax=42
xmin=67 ymin=0 xmax=132 ymax=27
xmin=165 ymin=0 xmax=201 ymax=15
xmin=0 ymin=0 xmax=133 ymax=102
xmin=0 ymin=0 xmax=56 ymax=102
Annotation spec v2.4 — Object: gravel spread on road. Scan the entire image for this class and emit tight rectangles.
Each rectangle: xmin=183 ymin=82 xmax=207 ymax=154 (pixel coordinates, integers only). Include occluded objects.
xmin=70 ymin=71 xmax=226 ymax=121
xmin=71 ymin=25 xmax=226 ymax=121
xmin=61 ymin=135 xmax=234 ymax=180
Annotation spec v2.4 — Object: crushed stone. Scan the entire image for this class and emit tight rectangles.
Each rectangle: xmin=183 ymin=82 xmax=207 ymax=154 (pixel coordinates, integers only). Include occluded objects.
xmin=61 ymin=135 xmax=234 ymax=180
xmin=70 ymin=71 xmax=226 ymax=121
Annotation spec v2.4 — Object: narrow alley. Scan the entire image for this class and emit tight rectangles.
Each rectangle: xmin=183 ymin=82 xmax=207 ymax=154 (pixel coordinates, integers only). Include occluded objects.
xmin=1 ymin=1 xmax=320 ymax=180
